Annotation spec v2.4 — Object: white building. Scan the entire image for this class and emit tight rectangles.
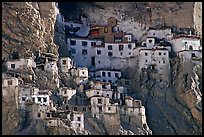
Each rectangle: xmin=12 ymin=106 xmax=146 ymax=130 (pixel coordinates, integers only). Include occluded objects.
xmin=67 ymin=37 xmax=103 ymax=68
xmin=138 ymin=48 xmax=170 ymax=74
xmin=71 ymin=67 xmax=89 ymax=84
xmin=32 ymin=90 xmax=51 ymax=106
xmin=113 ymin=86 xmax=127 ymax=105
xmin=86 ymin=89 xmax=113 ymax=99
xmin=89 ymin=81 xmax=111 ymax=90
xmin=147 ymin=28 xmax=173 ymax=40
xmin=67 ymin=111 xmax=84 ymax=131
xmin=57 ymin=87 xmax=76 ymax=102
xmin=93 ymin=69 xmax=122 ymax=84
xmin=169 ymin=36 xmax=201 ymax=53
xmin=19 ymin=84 xmax=39 ymax=109
xmin=59 ymin=57 xmax=73 ymax=73
xmin=90 ymin=96 xmax=118 ymax=119
xmin=6 ymin=58 xmax=36 ymax=70
xmin=2 ymin=77 xmax=19 ymax=88
xmin=121 ymin=96 xmax=150 ymax=130
xmin=44 ymin=61 xmax=58 ymax=74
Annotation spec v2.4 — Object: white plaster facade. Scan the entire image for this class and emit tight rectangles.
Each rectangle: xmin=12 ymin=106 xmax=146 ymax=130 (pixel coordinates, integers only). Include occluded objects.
xmin=71 ymin=67 xmax=89 ymax=84
xmin=57 ymin=87 xmax=76 ymax=101
xmin=90 ymin=96 xmax=118 ymax=119
xmin=147 ymin=28 xmax=173 ymax=40
xmin=89 ymin=81 xmax=111 ymax=90
xmin=138 ymin=48 xmax=170 ymax=74
xmin=6 ymin=58 xmax=36 ymax=70
xmin=67 ymin=111 xmax=84 ymax=131
xmin=59 ymin=57 xmax=73 ymax=73
xmin=169 ymin=36 xmax=201 ymax=53
xmin=67 ymin=37 xmax=103 ymax=68
xmin=86 ymin=89 xmax=113 ymax=99
xmin=93 ymin=69 xmax=122 ymax=84
xmin=2 ymin=77 xmax=18 ymax=88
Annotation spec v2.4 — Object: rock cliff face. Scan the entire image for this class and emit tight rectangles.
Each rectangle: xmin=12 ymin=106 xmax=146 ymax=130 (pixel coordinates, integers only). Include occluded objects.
xmin=2 ymin=2 xmax=58 ymax=60
xmin=2 ymin=2 xmax=202 ymax=135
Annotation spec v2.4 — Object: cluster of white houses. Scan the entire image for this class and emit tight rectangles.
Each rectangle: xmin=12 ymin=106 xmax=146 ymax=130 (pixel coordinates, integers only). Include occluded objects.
xmin=2 ymin=6 xmax=202 ymax=134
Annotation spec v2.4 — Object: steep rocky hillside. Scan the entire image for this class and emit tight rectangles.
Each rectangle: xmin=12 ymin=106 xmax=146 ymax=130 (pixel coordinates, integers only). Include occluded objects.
xmin=2 ymin=2 xmax=58 ymax=60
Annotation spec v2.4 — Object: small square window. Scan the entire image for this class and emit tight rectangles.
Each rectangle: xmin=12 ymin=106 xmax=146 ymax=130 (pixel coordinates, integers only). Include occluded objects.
xmin=129 ymin=52 xmax=131 ymax=55
xmin=120 ymin=52 xmax=123 ymax=55
xmin=82 ymin=49 xmax=88 ymax=55
xmin=163 ymin=61 xmax=165 ymax=64
xmin=159 ymin=52 xmax=162 ymax=55
xmin=74 ymin=107 xmax=77 ymax=111
xmin=70 ymin=40 xmax=76 ymax=45
xmin=145 ymin=53 xmax=148 ymax=56
xmin=163 ymin=53 xmax=166 ymax=55
xmin=82 ymin=41 xmax=88 ymax=46
xmin=108 ymin=72 xmax=111 ymax=77
xmin=108 ymin=80 xmax=111 ymax=83
xmin=77 ymin=117 xmax=81 ymax=121
xmin=107 ymin=94 xmax=109 ymax=97
xmin=108 ymin=45 xmax=112 ymax=50
xmin=108 ymin=52 xmax=113 ymax=57
xmin=64 ymin=90 xmax=67 ymax=94
xmin=43 ymin=97 xmax=47 ymax=102
xmin=61 ymin=60 xmax=66 ymax=65
xmin=115 ymin=73 xmax=118 ymax=78
xmin=32 ymin=97 xmax=35 ymax=102
xmin=91 ymin=42 xmax=96 ymax=46
xmin=108 ymin=107 xmax=111 ymax=110
xmin=192 ymin=53 xmax=196 ymax=57
xmin=97 ymin=50 xmax=101 ymax=55
xmin=97 ymin=92 xmax=99 ymax=94
xmin=119 ymin=45 xmax=124 ymax=51
xmin=98 ymin=98 xmax=102 ymax=104
xmin=38 ymin=113 xmax=41 ymax=117
xmin=22 ymin=97 xmax=26 ymax=101
xmin=38 ymin=97 xmax=41 ymax=102
xmin=102 ymin=72 xmax=106 ymax=77
xmin=11 ymin=64 xmax=15 ymax=69
xmin=149 ymin=40 xmax=152 ymax=43
xmin=128 ymin=44 xmax=132 ymax=49
xmin=83 ymin=108 xmax=86 ymax=111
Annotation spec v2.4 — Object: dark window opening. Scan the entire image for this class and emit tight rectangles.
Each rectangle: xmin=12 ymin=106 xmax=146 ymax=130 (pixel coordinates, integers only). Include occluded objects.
xmin=77 ymin=117 xmax=81 ymax=121
xmin=128 ymin=44 xmax=132 ymax=49
xmin=108 ymin=72 xmax=111 ymax=77
xmin=97 ymin=92 xmax=99 ymax=94
xmin=149 ymin=40 xmax=153 ymax=43
xmin=108 ymin=52 xmax=113 ymax=57
xmin=83 ymin=107 xmax=86 ymax=111
xmin=108 ymin=80 xmax=111 ymax=83
xmin=192 ymin=53 xmax=196 ymax=57
xmin=99 ymin=106 xmax=102 ymax=113
xmin=189 ymin=46 xmax=193 ymax=50
xmin=47 ymin=113 xmax=50 ymax=117
xmin=91 ymin=42 xmax=96 ymax=46
xmin=62 ymin=60 xmax=67 ymax=65
xmin=108 ymin=45 xmax=112 ymax=50
xmin=71 ymin=48 xmax=76 ymax=54
xmin=74 ymin=107 xmax=77 ymax=111
xmin=91 ymin=57 xmax=95 ymax=66
xmin=120 ymin=52 xmax=123 ymax=55
xmin=22 ymin=97 xmax=26 ymax=101
xmin=98 ymin=99 xmax=102 ymax=104
xmin=97 ymin=50 xmax=101 ymax=55
xmin=38 ymin=113 xmax=41 ymax=117
xmin=11 ymin=64 xmax=15 ymax=69
xmin=82 ymin=49 xmax=88 ymax=55
xmin=64 ymin=90 xmax=67 ymax=94
xmin=70 ymin=40 xmax=76 ymax=45
xmin=145 ymin=53 xmax=148 ymax=56
xmin=108 ymin=107 xmax=111 ymax=110
xmin=82 ymin=41 xmax=88 ymax=46
xmin=37 ymin=97 xmax=41 ymax=102
xmin=115 ymin=73 xmax=118 ymax=78
xmin=119 ymin=45 xmax=124 ymax=51
xmin=43 ymin=97 xmax=47 ymax=102
xmin=159 ymin=52 xmax=162 ymax=55
xmin=102 ymin=72 xmax=106 ymax=77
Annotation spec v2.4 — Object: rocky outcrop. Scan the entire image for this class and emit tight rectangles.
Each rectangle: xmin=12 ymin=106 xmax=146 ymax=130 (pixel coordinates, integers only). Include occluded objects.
xmin=2 ymin=2 xmax=58 ymax=59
